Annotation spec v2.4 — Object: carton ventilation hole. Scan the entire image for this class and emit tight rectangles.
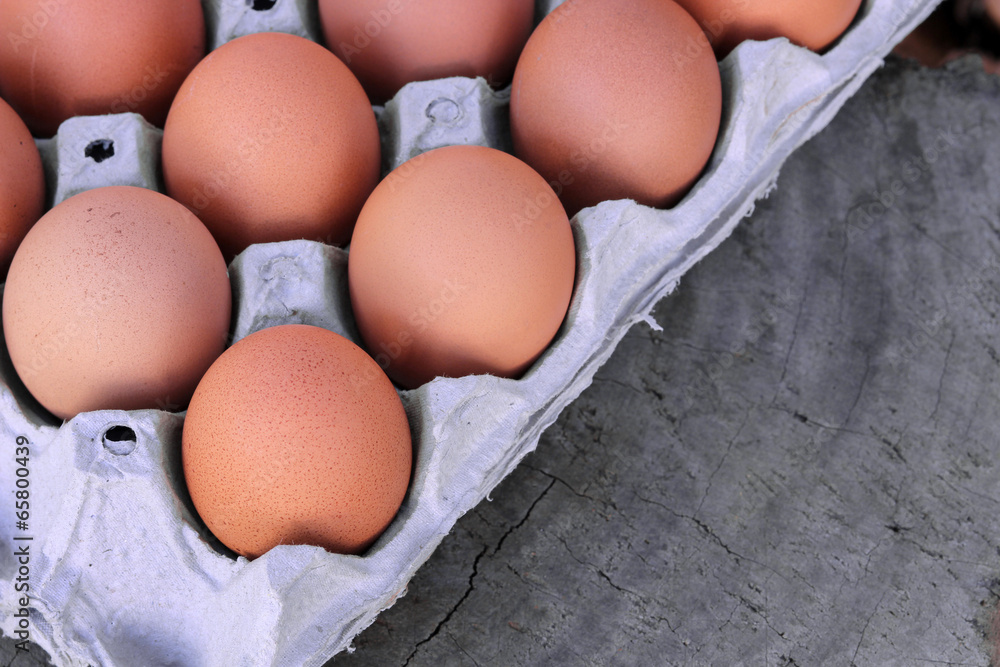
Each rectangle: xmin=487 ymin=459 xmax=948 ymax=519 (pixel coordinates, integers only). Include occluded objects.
xmin=103 ymin=425 xmax=137 ymax=456
xmin=85 ymin=139 xmax=115 ymax=163
xmin=246 ymin=0 xmax=277 ymax=10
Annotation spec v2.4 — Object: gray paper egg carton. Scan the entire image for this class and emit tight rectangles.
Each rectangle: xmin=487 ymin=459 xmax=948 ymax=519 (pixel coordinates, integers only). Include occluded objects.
xmin=0 ymin=0 xmax=943 ymax=665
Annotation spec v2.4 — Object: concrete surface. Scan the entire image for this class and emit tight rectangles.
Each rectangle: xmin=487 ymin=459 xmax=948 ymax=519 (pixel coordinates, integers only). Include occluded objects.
xmin=329 ymin=56 xmax=1000 ymax=667
xmin=4 ymin=55 xmax=1000 ymax=666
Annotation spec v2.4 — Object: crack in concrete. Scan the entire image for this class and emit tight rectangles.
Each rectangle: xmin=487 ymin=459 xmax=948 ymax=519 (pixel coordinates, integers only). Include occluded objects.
xmin=402 ymin=478 xmax=558 ymax=666
xmin=930 ymin=331 xmax=956 ymax=423
xmin=0 ymin=635 xmax=32 ymax=667
xmin=595 ymin=569 xmax=646 ymax=606
xmin=718 ymin=600 xmax=741 ymax=633
xmin=402 ymin=544 xmax=488 ymax=667
xmin=850 ymin=591 xmax=887 ymax=667
xmin=844 ymin=352 xmax=873 ymax=428
xmin=551 ymin=531 xmax=679 ymax=635
xmin=525 ymin=465 xmax=632 ymax=527
xmin=713 ymin=585 xmax=793 ymax=657
xmin=504 ymin=563 xmax=564 ymax=605
xmin=492 ymin=478 xmax=557 ymax=558
xmin=936 ymin=474 xmax=1000 ymax=508
xmin=592 ymin=377 xmax=646 ymax=398
xmin=775 ymin=283 xmax=806 ymax=397
xmin=695 ymin=409 xmax=751 ymax=519
xmin=635 ymin=492 xmax=811 ymax=591
xmin=448 ymin=635 xmax=482 ymax=667
xmin=766 ymin=405 xmax=868 ymax=436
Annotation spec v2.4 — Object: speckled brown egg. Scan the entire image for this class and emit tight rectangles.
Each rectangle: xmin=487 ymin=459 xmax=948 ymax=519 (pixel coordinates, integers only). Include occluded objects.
xmin=181 ymin=324 xmax=413 ymax=559
xmin=0 ymin=97 xmax=44 ymax=279
xmin=318 ymin=0 xmax=536 ymax=104
xmin=2 ymin=186 xmax=231 ymax=420
xmin=0 ymin=0 xmax=205 ymax=137
xmin=510 ymin=0 xmax=723 ymax=216
xmin=348 ymin=145 xmax=577 ymax=389
xmin=162 ymin=32 xmax=380 ymax=260
xmin=673 ymin=0 xmax=864 ymax=57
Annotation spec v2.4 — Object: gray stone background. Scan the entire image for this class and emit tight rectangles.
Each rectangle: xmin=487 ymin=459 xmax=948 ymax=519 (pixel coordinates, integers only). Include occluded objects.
xmin=5 ymin=55 xmax=1000 ymax=666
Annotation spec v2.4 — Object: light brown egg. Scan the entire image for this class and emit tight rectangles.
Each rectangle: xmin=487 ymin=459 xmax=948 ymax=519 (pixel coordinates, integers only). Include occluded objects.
xmin=510 ymin=0 xmax=723 ymax=216
xmin=318 ymin=0 xmax=536 ymax=104
xmin=162 ymin=32 xmax=380 ymax=260
xmin=182 ymin=324 xmax=413 ymax=559
xmin=0 ymin=0 xmax=205 ymax=137
xmin=987 ymin=0 xmax=1000 ymax=29
xmin=348 ymin=145 xmax=576 ymax=389
xmin=673 ymin=0 xmax=864 ymax=58
xmin=0 ymin=98 xmax=44 ymax=279
xmin=2 ymin=186 xmax=231 ymax=420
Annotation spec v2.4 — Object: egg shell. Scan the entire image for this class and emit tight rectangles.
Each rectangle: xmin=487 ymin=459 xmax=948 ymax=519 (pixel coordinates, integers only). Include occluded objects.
xmin=0 ymin=0 xmax=936 ymax=663
xmin=318 ymin=0 xmax=536 ymax=104
xmin=348 ymin=144 xmax=577 ymax=389
xmin=987 ymin=0 xmax=1000 ymax=28
xmin=182 ymin=324 xmax=413 ymax=559
xmin=673 ymin=0 xmax=865 ymax=57
xmin=162 ymin=31 xmax=381 ymax=259
xmin=0 ymin=97 xmax=44 ymax=278
xmin=510 ymin=0 xmax=723 ymax=216
xmin=2 ymin=186 xmax=231 ymax=420
xmin=0 ymin=0 xmax=205 ymax=137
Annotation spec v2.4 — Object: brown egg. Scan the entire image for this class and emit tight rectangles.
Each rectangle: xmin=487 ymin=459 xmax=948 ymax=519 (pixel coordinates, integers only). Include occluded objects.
xmin=318 ymin=0 xmax=536 ymax=104
xmin=673 ymin=0 xmax=864 ymax=57
xmin=510 ymin=0 xmax=723 ymax=216
xmin=2 ymin=186 xmax=231 ymax=420
xmin=0 ymin=0 xmax=205 ymax=137
xmin=0 ymin=98 xmax=44 ymax=279
xmin=987 ymin=0 xmax=1000 ymax=29
xmin=162 ymin=32 xmax=380 ymax=260
xmin=182 ymin=324 xmax=413 ymax=559
xmin=348 ymin=145 xmax=576 ymax=389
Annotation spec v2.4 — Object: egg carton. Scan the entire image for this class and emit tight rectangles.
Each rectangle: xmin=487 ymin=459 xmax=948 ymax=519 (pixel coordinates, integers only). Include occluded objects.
xmin=0 ymin=0 xmax=943 ymax=665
